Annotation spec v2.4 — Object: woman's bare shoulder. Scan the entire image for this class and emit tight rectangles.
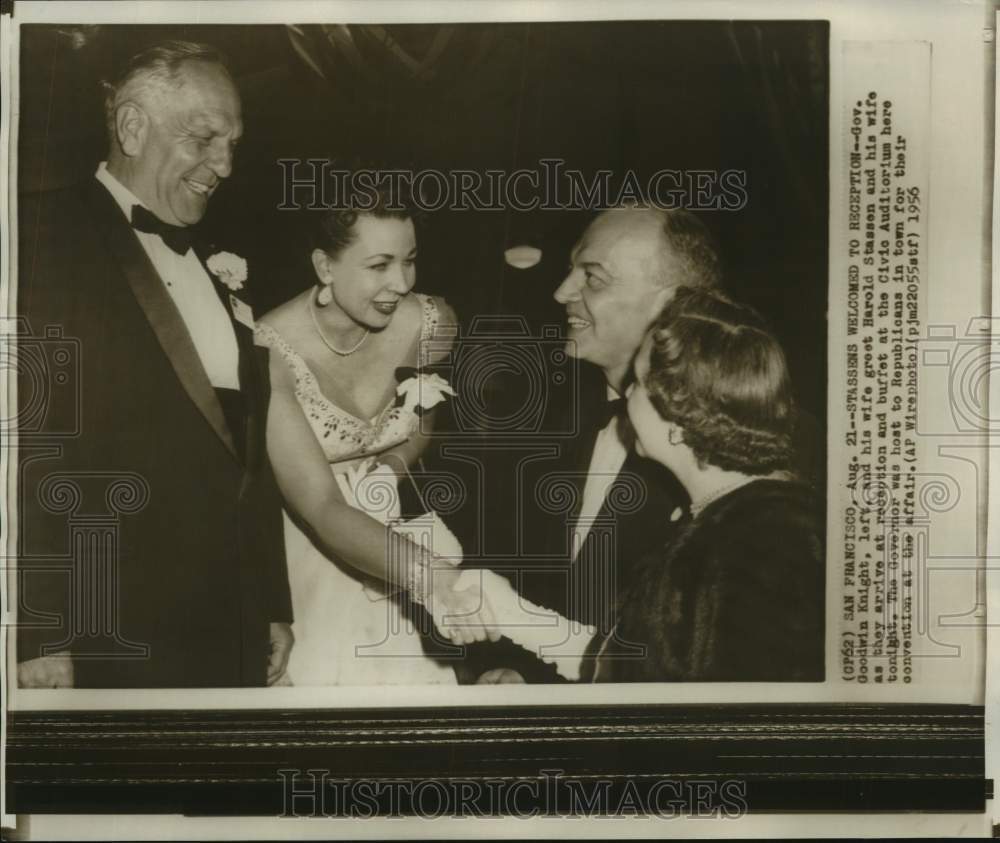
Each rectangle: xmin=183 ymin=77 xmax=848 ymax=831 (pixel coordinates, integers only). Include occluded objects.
xmin=259 ymin=291 xmax=309 ymax=334
xmin=425 ymin=293 xmax=457 ymax=328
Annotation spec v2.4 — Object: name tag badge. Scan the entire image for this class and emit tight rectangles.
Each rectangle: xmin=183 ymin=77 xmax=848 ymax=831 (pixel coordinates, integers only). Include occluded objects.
xmin=229 ymin=294 xmax=255 ymax=330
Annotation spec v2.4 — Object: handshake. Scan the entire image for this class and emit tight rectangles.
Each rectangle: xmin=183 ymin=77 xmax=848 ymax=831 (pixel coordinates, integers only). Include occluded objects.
xmin=424 ymin=562 xmax=596 ymax=682
xmin=344 ymin=460 xmax=596 ymax=682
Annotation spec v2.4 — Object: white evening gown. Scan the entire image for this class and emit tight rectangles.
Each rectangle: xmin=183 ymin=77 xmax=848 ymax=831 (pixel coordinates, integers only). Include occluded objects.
xmin=254 ymin=294 xmax=458 ymax=686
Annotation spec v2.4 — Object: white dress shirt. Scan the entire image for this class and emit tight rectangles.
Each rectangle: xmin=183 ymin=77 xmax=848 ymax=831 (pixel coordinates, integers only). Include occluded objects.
xmin=572 ymin=385 xmax=629 ymax=559
xmin=95 ymin=162 xmax=241 ymax=390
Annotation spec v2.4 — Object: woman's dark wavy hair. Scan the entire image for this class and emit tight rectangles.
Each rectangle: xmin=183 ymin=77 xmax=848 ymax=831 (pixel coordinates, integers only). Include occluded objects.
xmin=312 ymin=172 xmax=418 ymax=260
xmin=644 ymin=286 xmax=797 ymax=475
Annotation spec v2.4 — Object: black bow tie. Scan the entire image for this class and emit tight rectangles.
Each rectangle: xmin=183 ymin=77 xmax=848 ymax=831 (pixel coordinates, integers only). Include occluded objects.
xmin=596 ymin=396 xmax=626 ymax=430
xmin=131 ymin=205 xmax=194 ymax=256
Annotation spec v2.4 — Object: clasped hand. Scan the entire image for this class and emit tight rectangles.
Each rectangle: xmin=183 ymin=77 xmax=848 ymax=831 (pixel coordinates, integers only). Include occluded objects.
xmin=428 ymin=564 xmax=501 ymax=646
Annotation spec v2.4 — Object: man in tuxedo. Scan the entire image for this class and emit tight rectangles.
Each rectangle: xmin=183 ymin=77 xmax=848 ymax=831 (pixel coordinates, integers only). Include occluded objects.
xmin=473 ymin=206 xmax=720 ymax=683
xmin=16 ymin=40 xmax=293 ymax=688
xmin=538 ymin=208 xmax=720 ymax=617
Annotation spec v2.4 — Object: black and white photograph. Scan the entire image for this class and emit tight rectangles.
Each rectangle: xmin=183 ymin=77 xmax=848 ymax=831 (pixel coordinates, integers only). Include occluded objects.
xmin=12 ymin=15 xmax=829 ymax=692
xmin=1 ymin=0 xmax=994 ymax=837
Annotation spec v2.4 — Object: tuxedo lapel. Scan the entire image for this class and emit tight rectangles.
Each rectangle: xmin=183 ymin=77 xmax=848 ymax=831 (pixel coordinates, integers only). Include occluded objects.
xmin=561 ymin=379 xmax=615 ymax=550
xmin=85 ymin=181 xmax=238 ymax=460
xmin=574 ymin=422 xmax=683 ymax=571
xmin=539 ymin=392 xmax=592 ymax=560
xmin=567 ymin=414 xmax=602 ymax=529
xmin=194 ymin=242 xmax=263 ymax=470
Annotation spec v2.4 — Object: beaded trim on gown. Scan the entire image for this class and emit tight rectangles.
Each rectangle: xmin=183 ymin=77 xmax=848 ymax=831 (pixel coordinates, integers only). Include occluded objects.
xmin=254 ymin=293 xmax=458 ymax=685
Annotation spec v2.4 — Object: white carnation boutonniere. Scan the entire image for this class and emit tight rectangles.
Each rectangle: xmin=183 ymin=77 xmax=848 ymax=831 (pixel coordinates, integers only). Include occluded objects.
xmin=395 ymin=368 xmax=457 ymax=417
xmin=206 ymin=251 xmax=248 ymax=291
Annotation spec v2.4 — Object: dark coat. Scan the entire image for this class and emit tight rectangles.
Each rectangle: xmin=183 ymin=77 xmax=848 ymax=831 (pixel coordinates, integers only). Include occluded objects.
xmin=16 ymin=178 xmax=292 ymax=688
xmin=591 ymin=478 xmax=825 ymax=683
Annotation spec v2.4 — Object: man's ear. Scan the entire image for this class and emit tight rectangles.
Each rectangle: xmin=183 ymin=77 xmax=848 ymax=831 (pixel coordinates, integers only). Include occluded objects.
xmin=649 ymin=282 xmax=674 ymax=318
xmin=115 ymin=101 xmax=148 ymax=158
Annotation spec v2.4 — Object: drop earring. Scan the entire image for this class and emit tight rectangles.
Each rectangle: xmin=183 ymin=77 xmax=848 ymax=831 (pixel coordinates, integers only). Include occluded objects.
xmin=316 ymin=283 xmax=333 ymax=307
xmin=668 ymin=426 xmax=684 ymax=446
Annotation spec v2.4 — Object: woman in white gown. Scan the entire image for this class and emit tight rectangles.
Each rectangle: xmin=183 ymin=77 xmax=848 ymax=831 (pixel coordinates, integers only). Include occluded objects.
xmin=256 ymin=193 xmax=496 ymax=685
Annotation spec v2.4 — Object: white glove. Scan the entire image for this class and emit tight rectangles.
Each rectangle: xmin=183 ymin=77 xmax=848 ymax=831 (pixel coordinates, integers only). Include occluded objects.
xmin=454 ymin=568 xmax=596 ymax=681
xmin=391 ymin=510 xmax=463 ymax=565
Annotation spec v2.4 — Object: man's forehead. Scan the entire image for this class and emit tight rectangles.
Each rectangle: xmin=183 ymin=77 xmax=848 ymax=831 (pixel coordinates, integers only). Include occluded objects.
xmin=575 ymin=211 xmax=662 ymax=263
xmin=164 ymin=79 xmax=241 ymax=134
xmin=184 ymin=106 xmax=242 ymax=133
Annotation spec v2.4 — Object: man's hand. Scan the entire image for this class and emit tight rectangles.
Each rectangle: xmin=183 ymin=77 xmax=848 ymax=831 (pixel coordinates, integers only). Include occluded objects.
xmin=18 ymin=652 xmax=74 ymax=688
xmin=431 ymin=567 xmax=501 ymax=646
xmin=267 ymin=622 xmax=294 ymax=686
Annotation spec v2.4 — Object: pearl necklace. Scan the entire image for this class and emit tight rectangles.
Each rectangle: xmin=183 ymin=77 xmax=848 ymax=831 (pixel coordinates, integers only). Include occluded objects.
xmin=308 ymin=296 xmax=370 ymax=357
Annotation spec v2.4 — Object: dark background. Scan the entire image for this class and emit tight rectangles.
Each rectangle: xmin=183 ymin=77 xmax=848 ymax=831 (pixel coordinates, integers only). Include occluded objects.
xmin=18 ymin=20 xmax=828 ymax=419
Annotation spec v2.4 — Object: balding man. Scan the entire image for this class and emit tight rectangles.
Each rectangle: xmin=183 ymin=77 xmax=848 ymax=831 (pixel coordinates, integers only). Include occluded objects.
xmin=542 ymin=208 xmax=719 ymax=623
xmin=474 ymin=207 xmax=719 ymax=683
xmin=17 ymin=41 xmax=292 ymax=688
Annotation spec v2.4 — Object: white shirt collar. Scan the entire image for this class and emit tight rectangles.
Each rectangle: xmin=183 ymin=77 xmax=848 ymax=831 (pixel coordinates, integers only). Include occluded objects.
xmin=95 ymin=161 xmax=149 ymax=220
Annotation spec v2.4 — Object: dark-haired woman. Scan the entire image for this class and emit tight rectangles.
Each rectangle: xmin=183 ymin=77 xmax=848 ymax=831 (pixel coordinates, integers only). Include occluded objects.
xmin=256 ymin=195 xmax=496 ymax=686
xmin=591 ymin=286 xmax=824 ymax=683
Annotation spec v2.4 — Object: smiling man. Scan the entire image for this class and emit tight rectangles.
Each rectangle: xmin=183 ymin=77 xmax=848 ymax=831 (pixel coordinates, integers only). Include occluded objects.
xmin=16 ymin=41 xmax=293 ymax=688
xmin=473 ymin=206 xmax=721 ymax=684
xmin=104 ymin=48 xmax=242 ymax=225
xmin=556 ymin=206 xmax=721 ymax=393
xmin=538 ymin=207 xmax=722 ymax=631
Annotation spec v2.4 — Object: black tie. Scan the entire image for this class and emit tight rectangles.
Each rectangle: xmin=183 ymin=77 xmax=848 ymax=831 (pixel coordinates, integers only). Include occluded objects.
xmin=131 ymin=205 xmax=194 ymax=256
xmin=596 ymin=397 xmax=626 ymax=431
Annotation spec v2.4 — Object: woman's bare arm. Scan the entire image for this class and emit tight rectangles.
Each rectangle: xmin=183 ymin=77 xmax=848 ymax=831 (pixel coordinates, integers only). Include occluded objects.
xmin=264 ymin=343 xmax=496 ymax=644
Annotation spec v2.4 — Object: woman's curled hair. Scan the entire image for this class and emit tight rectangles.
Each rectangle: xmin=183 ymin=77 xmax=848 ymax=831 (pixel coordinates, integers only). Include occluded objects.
xmin=644 ymin=286 xmax=796 ymax=474
xmin=312 ymin=171 xmax=417 ymax=259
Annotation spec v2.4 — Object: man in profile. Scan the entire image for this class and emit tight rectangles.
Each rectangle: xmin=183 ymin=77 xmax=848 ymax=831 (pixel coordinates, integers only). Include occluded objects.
xmin=534 ymin=207 xmax=720 ymax=624
xmin=475 ymin=206 xmax=721 ymax=683
xmin=17 ymin=40 xmax=293 ymax=688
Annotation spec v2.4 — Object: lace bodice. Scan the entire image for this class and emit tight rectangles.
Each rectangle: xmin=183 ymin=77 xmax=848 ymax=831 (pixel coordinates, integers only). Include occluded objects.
xmin=255 ymin=293 xmax=444 ymax=465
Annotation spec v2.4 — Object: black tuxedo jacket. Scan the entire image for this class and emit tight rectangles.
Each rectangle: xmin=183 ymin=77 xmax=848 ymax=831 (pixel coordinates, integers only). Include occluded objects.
xmin=16 ymin=178 xmax=291 ymax=688
xmin=519 ymin=367 xmax=688 ymax=630
xmin=459 ymin=365 xmax=686 ymax=683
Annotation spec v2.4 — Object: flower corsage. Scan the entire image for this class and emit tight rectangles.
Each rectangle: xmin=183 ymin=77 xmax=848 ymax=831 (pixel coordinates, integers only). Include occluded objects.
xmin=206 ymin=251 xmax=248 ymax=291
xmin=394 ymin=366 xmax=457 ymax=417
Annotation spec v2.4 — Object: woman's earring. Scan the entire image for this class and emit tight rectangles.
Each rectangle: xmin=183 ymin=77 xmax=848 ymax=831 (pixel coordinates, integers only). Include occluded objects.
xmin=668 ymin=426 xmax=684 ymax=446
xmin=316 ymin=283 xmax=333 ymax=307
